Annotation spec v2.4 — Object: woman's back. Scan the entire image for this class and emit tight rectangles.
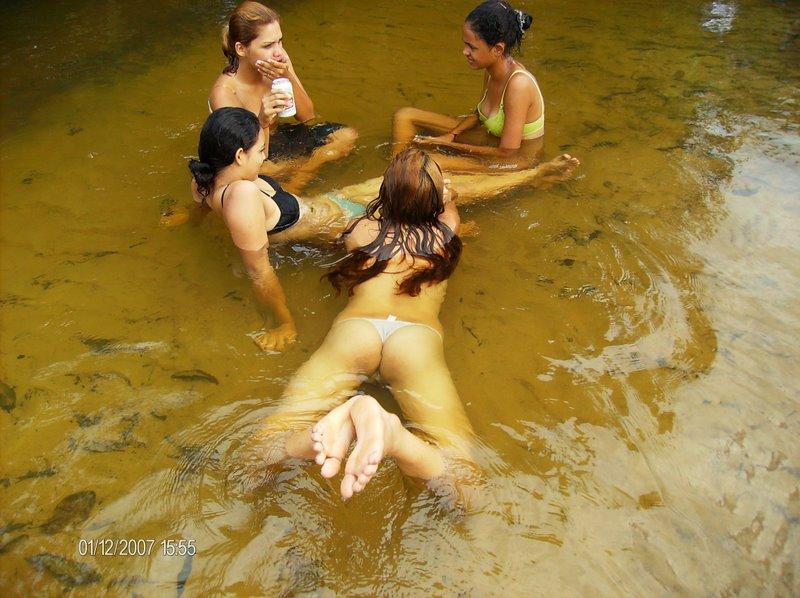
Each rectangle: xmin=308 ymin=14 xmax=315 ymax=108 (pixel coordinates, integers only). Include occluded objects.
xmin=326 ymin=149 xmax=461 ymax=332
xmin=338 ymin=251 xmax=450 ymax=329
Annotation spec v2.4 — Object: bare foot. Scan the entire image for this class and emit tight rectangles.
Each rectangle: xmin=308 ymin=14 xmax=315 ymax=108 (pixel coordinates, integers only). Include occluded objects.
xmin=537 ymin=154 xmax=581 ymax=185
xmin=310 ymin=397 xmax=357 ymax=478
xmin=340 ymin=395 xmax=398 ymax=499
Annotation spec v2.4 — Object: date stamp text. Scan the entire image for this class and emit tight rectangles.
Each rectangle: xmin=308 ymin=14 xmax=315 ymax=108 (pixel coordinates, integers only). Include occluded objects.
xmin=78 ymin=538 xmax=196 ymax=557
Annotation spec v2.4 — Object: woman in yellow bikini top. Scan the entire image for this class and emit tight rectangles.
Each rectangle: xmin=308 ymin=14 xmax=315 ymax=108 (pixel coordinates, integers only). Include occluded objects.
xmin=392 ymin=1 xmax=546 ymax=172
xmin=477 ymin=68 xmax=545 ymax=139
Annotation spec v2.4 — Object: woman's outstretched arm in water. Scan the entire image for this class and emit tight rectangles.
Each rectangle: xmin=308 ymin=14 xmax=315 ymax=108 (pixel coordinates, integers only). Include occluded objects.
xmin=224 ymin=180 xmax=297 ymax=351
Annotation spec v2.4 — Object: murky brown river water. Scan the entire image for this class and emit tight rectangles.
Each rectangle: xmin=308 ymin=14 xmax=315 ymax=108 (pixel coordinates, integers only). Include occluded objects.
xmin=1 ymin=0 xmax=798 ymax=594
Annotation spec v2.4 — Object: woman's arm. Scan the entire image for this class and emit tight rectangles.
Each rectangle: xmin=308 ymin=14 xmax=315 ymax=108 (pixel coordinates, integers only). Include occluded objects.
xmin=257 ymin=53 xmax=315 ymax=122
xmin=417 ymin=76 xmax=534 ymax=159
xmin=437 ymin=179 xmax=461 ymax=234
xmin=239 ymin=245 xmax=297 ymax=351
xmin=209 ymin=80 xmax=290 ymax=133
xmin=430 ymin=113 xmax=481 ymax=143
xmin=450 ymin=113 xmax=480 ymax=137
xmin=224 ymin=182 xmax=297 ymax=351
xmin=283 ymin=61 xmax=314 ymax=122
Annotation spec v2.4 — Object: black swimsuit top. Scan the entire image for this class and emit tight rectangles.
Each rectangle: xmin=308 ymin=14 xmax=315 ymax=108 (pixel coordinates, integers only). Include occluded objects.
xmin=220 ymin=174 xmax=300 ymax=234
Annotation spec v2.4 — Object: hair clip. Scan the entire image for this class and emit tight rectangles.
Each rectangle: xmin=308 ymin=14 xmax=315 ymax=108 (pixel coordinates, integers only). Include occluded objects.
xmin=516 ymin=9 xmax=526 ymax=33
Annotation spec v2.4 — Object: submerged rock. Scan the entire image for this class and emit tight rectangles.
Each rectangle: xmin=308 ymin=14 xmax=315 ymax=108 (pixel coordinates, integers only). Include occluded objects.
xmin=0 ymin=380 xmax=16 ymax=412
xmin=79 ymin=337 xmax=167 ymax=355
xmin=83 ymin=413 xmax=143 ymax=454
xmin=28 ymin=553 xmax=101 ymax=587
xmin=41 ymin=491 xmax=96 ymax=534
xmin=17 ymin=467 xmax=57 ymax=481
xmin=0 ymin=534 xmax=28 ymax=554
xmin=277 ymin=545 xmax=325 ymax=593
xmin=0 ymin=522 xmax=29 ymax=535
xmin=171 ymin=370 xmax=219 ymax=384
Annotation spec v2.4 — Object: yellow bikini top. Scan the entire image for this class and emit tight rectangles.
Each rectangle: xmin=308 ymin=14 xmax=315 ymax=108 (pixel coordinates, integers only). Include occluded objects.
xmin=477 ymin=69 xmax=544 ymax=139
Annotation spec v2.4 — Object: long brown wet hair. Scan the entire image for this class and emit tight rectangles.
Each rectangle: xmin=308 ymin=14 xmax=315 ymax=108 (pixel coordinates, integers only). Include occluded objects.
xmin=326 ymin=149 xmax=462 ymax=297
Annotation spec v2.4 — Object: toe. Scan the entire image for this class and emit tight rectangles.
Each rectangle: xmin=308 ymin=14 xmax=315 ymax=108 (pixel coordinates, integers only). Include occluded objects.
xmin=320 ymin=457 xmax=342 ymax=478
xmin=341 ymin=474 xmax=356 ymax=498
xmin=320 ymin=457 xmax=341 ymax=478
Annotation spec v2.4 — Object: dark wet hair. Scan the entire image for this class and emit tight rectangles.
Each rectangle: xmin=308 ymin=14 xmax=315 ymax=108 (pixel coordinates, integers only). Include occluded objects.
xmin=466 ymin=1 xmax=533 ymax=55
xmin=188 ymin=107 xmax=261 ymax=199
xmin=326 ymin=149 xmax=462 ymax=297
xmin=222 ymin=1 xmax=281 ymax=74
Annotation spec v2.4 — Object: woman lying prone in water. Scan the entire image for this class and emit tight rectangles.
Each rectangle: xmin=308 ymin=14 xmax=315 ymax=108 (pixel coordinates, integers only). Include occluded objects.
xmin=188 ymin=107 xmax=579 ymax=352
xmin=235 ymin=149 xmax=481 ymax=503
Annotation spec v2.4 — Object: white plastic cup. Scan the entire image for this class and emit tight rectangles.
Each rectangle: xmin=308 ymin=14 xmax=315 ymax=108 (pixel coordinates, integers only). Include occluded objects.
xmin=271 ymin=77 xmax=296 ymax=118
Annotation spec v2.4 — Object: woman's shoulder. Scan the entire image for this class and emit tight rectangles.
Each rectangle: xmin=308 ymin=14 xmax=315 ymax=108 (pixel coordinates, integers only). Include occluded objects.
xmin=221 ymin=181 xmax=269 ymax=235
xmin=344 ymin=217 xmax=380 ymax=252
xmin=222 ymin=180 xmax=263 ymax=209
xmin=503 ymin=67 xmax=541 ymax=112
xmin=506 ymin=67 xmax=538 ymax=92
xmin=209 ymin=73 xmax=240 ymax=107
xmin=211 ymin=71 xmax=237 ymax=87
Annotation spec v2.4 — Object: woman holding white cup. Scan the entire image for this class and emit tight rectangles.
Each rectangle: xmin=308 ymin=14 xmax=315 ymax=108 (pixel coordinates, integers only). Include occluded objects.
xmin=208 ymin=1 xmax=358 ymax=192
xmin=270 ymin=77 xmax=296 ymax=118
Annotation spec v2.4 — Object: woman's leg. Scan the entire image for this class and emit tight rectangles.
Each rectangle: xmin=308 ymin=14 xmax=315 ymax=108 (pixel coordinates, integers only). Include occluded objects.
xmin=321 ymin=153 xmax=579 ymax=211
xmin=329 ymin=325 xmax=476 ymax=499
xmin=393 ymin=107 xmax=461 ymax=155
xmin=422 ymin=136 xmax=545 ymax=174
xmin=326 ymin=176 xmax=383 ymax=206
xmin=238 ymin=319 xmax=383 ymax=475
xmin=378 ymin=326 xmax=474 ymax=455
xmin=334 ymin=394 xmax=449 ymax=498
xmin=444 ymin=154 xmax=580 ymax=204
xmin=259 ymin=127 xmax=359 ymax=193
xmin=424 ymin=153 xmax=495 ymax=173
xmin=283 ymin=127 xmax=359 ymax=194
xmin=285 ymin=154 xmax=580 ymax=243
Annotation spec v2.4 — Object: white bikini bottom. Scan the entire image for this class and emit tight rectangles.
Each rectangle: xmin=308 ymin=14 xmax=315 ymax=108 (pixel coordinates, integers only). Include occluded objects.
xmin=336 ymin=314 xmax=442 ymax=343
